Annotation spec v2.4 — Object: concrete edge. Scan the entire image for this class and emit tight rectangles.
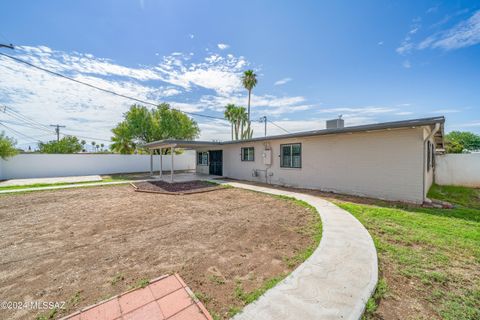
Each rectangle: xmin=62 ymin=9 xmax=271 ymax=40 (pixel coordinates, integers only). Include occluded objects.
xmin=205 ymin=179 xmax=378 ymax=320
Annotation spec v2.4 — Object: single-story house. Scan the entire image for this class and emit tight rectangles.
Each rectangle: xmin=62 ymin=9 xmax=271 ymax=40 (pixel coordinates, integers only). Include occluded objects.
xmin=145 ymin=116 xmax=445 ymax=204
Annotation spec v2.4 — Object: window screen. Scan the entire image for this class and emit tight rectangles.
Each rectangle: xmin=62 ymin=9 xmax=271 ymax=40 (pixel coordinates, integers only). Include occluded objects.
xmin=197 ymin=152 xmax=208 ymax=165
xmin=280 ymin=143 xmax=301 ymax=168
xmin=241 ymin=147 xmax=254 ymax=161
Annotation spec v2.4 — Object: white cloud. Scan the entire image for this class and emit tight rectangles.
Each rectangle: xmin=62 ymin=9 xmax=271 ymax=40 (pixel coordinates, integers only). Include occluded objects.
xmin=402 ymin=60 xmax=411 ymax=68
xmin=431 ymin=109 xmax=461 ymax=114
xmin=395 ymin=111 xmax=414 ymax=116
xmin=0 ymin=45 xmax=318 ymax=146
xmin=318 ymin=106 xmax=397 ymax=115
xmin=400 ymin=10 xmax=480 ymax=53
xmin=274 ymin=77 xmax=292 ymax=86
xmin=420 ymin=10 xmax=480 ymax=50
xmin=217 ymin=43 xmax=230 ymax=50
xmin=396 ymin=19 xmax=422 ymax=55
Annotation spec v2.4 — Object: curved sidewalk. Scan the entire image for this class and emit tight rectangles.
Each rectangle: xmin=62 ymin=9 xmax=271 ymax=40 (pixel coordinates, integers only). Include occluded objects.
xmin=213 ymin=181 xmax=378 ymax=320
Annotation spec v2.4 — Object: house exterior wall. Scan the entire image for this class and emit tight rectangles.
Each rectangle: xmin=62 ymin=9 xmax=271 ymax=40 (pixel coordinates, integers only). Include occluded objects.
xmin=197 ymin=127 xmax=427 ymax=203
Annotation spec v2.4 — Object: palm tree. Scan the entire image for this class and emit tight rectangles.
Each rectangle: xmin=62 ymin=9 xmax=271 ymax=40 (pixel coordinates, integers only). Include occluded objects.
xmin=80 ymin=140 xmax=86 ymax=152
xmin=110 ymin=122 xmax=135 ymax=154
xmin=224 ymin=104 xmax=236 ymax=140
xmin=100 ymin=143 xmax=105 ymax=151
xmin=241 ymin=70 xmax=258 ymax=129
xmin=91 ymin=141 xmax=96 ymax=152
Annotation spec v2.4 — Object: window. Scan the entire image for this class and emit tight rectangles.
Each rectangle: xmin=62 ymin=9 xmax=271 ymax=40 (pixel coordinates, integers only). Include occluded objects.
xmin=241 ymin=147 xmax=254 ymax=161
xmin=280 ymin=143 xmax=301 ymax=168
xmin=427 ymin=141 xmax=435 ymax=172
xmin=197 ymin=151 xmax=208 ymax=165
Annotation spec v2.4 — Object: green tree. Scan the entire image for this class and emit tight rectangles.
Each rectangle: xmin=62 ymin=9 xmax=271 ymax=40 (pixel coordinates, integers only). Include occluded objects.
xmin=91 ymin=141 xmax=96 ymax=152
xmin=241 ymin=69 xmax=257 ymax=139
xmin=80 ymin=139 xmax=86 ymax=152
xmin=0 ymin=132 xmax=18 ymax=159
xmin=38 ymin=136 xmax=83 ymax=154
xmin=223 ymin=104 xmax=249 ymax=140
xmin=445 ymin=131 xmax=480 ymax=153
xmin=224 ymin=104 xmax=237 ymax=140
xmin=110 ymin=122 xmax=136 ymax=154
xmin=110 ymin=103 xmax=200 ymax=153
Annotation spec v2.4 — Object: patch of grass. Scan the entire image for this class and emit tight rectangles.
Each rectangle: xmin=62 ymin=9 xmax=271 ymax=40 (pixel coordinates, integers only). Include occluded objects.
xmin=363 ymin=278 xmax=388 ymax=319
xmin=110 ymin=273 xmax=125 ymax=286
xmin=428 ymin=184 xmax=480 ymax=209
xmin=227 ymin=306 xmax=242 ymax=317
xmin=129 ymin=278 xmax=149 ymax=289
xmin=69 ymin=291 xmax=82 ymax=306
xmin=208 ymin=274 xmax=225 ymax=285
xmin=234 ymin=276 xmax=284 ymax=305
xmin=194 ymin=291 xmax=213 ymax=304
xmin=35 ymin=308 xmax=57 ymax=320
xmin=338 ymin=185 xmax=480 ymax=320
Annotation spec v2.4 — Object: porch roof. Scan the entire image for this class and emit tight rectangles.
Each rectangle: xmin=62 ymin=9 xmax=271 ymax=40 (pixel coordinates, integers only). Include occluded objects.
xmin=144 ymin=140 xmax=221 ymax=150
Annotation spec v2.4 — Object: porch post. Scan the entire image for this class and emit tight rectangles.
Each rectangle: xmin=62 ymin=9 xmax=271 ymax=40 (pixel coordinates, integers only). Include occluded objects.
xmin=149 ymin=150 xmax=153 ymax=176
xmin=171 ymin=147 xmax=175 ymax=182
xmin=159 ymin=148 xmax=163 ymax=178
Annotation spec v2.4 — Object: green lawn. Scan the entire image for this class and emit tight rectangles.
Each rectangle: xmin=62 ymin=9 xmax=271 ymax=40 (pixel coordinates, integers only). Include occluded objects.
xmin=337 ymin=184 xmax=480 ymax=320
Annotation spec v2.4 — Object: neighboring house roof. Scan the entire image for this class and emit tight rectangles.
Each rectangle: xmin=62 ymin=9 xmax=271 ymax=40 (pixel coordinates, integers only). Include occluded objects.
xmin=144 ymin=116 xmax=445 ymax=150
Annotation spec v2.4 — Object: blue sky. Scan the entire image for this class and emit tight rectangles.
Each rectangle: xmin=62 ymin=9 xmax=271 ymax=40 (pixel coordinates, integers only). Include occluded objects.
xmin=1 ymin=0 xmax=479 ymax=149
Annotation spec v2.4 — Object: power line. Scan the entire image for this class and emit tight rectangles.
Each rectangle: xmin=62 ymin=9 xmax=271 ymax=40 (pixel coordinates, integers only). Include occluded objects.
xmin=268 ymin=120 xmax=290 ymax=134
xmin=0 ymin=122 xmax=44 ymax=142
xmin=4 ymin=106 xmax=53 ymax=130
xmin=2 ymin=108 xmax=54 ymax=133
xmin=2 ymin=105 xmax=110 ymax=142
xmin=61 ymin=133 xmax=111 ymax=142
xmin=0 ymin=52 xmax=227 ymax=121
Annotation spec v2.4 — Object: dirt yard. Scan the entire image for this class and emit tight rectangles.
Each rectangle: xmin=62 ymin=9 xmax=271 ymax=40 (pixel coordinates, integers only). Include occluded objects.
xmin=0 ymin=185 xmax=319 ymax=320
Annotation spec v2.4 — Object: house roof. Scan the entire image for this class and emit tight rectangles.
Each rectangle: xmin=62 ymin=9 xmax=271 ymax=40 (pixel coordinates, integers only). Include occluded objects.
xmin=144 ymin=116 xmax=445 ymax=150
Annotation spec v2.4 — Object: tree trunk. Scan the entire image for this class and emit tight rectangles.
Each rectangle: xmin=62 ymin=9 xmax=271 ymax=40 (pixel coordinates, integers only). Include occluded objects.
xmin=247 ymin=89 xmax=251 ymax=122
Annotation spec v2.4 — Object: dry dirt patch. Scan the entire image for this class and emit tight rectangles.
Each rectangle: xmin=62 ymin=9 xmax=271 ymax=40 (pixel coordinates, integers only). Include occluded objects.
xmin=0 ymin=185 xmax=318 ymax=319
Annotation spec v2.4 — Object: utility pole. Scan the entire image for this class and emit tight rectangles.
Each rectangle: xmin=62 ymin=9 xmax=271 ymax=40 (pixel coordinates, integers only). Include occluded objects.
xmin=259 ymin=116 xmax=267 ymax=137
xmin=50 ymin=124 xmax=66 ymax=142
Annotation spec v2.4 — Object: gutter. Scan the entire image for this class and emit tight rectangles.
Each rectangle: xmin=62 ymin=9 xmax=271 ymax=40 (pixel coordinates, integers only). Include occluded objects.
xmin=422 ymin=123 xmax=441 ymax=203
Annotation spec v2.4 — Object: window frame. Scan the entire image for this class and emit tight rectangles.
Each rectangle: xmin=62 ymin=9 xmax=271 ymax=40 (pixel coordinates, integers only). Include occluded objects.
xmin=197 ymin=151 xmax=209 ymax=166
xmin=241 ymin=147 xmax=255 ymax=162
xmin=280 ymin=143 xmax=302 ymax=168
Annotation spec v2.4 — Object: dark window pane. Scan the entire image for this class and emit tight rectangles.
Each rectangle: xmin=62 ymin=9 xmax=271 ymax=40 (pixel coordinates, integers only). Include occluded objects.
xmin=281 ymin=145 xmax=291 ymax=167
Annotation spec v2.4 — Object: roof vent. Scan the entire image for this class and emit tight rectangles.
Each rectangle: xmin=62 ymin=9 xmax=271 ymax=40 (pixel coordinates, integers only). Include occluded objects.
xmin=326 ymin=115 xmax=344 ymax=129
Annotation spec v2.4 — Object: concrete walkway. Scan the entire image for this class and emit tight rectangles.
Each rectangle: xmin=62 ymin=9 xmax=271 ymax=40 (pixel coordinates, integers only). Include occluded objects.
xmin=211 ymin=180 xmax=378 ymax=320
xmin=0 ymin=175 xmax=102 ymax=187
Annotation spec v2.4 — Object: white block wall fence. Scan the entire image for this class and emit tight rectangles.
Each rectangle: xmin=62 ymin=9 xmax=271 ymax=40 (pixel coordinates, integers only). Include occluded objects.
xmin=435 ymin=153 xmax=480 ymax=187
xmin=0 ymin=152 xmax=196 ymax=180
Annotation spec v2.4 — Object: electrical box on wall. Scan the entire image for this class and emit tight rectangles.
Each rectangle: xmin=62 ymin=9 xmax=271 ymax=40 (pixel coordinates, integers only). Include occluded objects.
xmin=263 ymin=149 xmax=272 ymax=165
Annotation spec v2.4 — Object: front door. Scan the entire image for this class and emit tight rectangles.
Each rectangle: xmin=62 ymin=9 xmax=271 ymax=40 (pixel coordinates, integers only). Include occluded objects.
xmin=209 ymin=150 xmax=223 ymax=176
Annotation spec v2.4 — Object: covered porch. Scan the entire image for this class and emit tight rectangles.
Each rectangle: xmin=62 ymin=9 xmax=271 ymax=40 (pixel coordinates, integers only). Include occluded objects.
xmin=143 ymin=140 xmax=223 ymax=183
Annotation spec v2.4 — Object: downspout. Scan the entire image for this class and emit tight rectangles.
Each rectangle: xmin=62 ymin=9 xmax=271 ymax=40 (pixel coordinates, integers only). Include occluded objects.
xmin=422 ymin=123 xmax=440 ymax=203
